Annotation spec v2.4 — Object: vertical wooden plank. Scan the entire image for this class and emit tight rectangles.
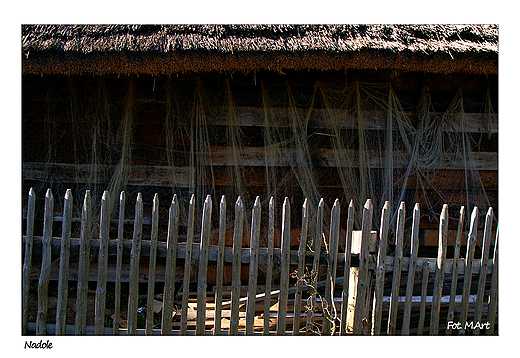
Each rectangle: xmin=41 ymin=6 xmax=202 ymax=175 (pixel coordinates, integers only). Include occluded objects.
xmin=417 ymin=262 xmax=430 ymax=335
xmin=446 ymin=206 xmax=465 ymax=335
xmin=230 ymin=196 xmax=244 ymax=335
xmin=94 ymin=191 xmax=110 ymax=335
xmin=387 ymin=201 xmax=405 ymax=335
xmin=246 ymin=196 xmax=262 ymax=335
xmin=305 ymin=198 xmax=324 ymax=334
xmin=145 ymin=194 xmax=160 ymax=335
xmin=196 ymin=195 xmax=213 ymax=336
xmin=353 ymin=199 xmax=373 ymax=335
xmin=22 ymin=188 xmax=36 ymax=335
xmin=402 ymin=203 xmax=420 ymax=335
xmin=293 ymin=198 xmax=309 ymax=335
xmin=459 ymin=206 xmax=479 ymax=335
xmin=322 ymin=199 xmax=340 ymax=335
xmin=371 ymin=201 xmax=389 ymax=336
xmin=340 ymin=200 xmax=355 ymax=335
xmin=127 ymin=193 xmax=144 ymax=335
xmin=56 ymin=189 xmax=73 ymax=335
xmin=113 ymin=191 xmax=125 ymax=335
xmin=430 ymin=204 xmax=449 ymax=335
xmin=486 ymin=228 xmax=498 ymax=335
xmin=75 ymin=190 xmax=92 ymax=335
xmin=473 ymin=207 xmax=493 ymax=335
xmin=214 ymin=196 xmax=226 ymax=335
xmin=263 ymin=197 xmax=275 ymax=335
xmin=180 ymin=194 xmax=195 ymax=335
xmin=161 ymin=194 xmax=179 ymax=335
xmin=36 ymin=189 xmax=54 ymax=336
xmin=277 ymin=197 xmax=291 ymax=335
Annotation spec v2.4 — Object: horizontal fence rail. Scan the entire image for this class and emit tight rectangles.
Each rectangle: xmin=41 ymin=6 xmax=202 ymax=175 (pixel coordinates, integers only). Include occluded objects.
xmin=22 ymin=189 xmax=498 ymax=335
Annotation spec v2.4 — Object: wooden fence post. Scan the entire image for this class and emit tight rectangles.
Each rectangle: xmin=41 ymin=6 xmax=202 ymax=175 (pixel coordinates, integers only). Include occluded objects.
xmin=263 ymin=197 xmax=275 ymax=335
xmin=322 ymin=199 xmax=340 ymax=335
xmin=459 ymin=206 xmax=478 ymax=335
xmin=22 ymin=188 xmax=36 ymax=335
xmin=246 ymin=196 xmax=261 ymax=335
xmin=213 ymin=196 xmax=226 ymax=335
xmin=277 ymin=197 xmax=291 ymax=336
xmin=180 ymin=194 xmax=196 ymax=335
xmin=402 ymin=203 xmax=420 ymax=335
xmin=293 ymin=198 xmax=309 ymax=335
xmin=127 ymin=193 xmax=144 ymax=335
xmin=486 ymin=229 xmax=498 ymax=335
xmin=474 ymin=207 xmax=493 ymax=335
xmin=340 ymin=200 xmax=355 ymax=335
xmin=56 ymin=189 xmax=73 ymax=335
xmin=94 ymin=191 xmax=110 ymax=335
xmin=446 ymin=206 xmax=465 ymax=335
xmin=387 ymin=201 xmax=405 ymax=335
xmin=113 ymin=191 xmax=125 ymax=335
xmin=430 ymin=204 xmax=448 ymax=335
xmin=145 ymin=194 xmax=160 ymax=335
xmin=371 ymin=201 xmax=389 ymax=335
xmin=230 ymin=196 xmax=244 ymax=335
xmin=75 ymin=190 xmax=91 ymax=335
xmin=305 ymin=198 xmax=324 ymax=334
xmin=36 ymin=189 xmax=54 ymax=335
xmin=417 ymin=262 xmax=430 ymax=335
xmin=196 ymin=195 xmax=213 ymax=335
xmin=352 ymin=199 xmax=373 ymax=335
xmin=161 ymin=194 xmax=179 ymax=335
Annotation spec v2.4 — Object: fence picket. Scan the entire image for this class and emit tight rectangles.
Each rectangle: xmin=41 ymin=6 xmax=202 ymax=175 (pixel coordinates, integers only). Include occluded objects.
xmin=387 ymin=201 xmax=405 ymax=335
xmin=145 ymin=194 xmax=160 ymax=335
xmin=180 ymin=194 xmax=196 ymax=335
xmin=446 ymin=206 xmax=465 ymax=335
xmin=293 ymin=198 xmax=309 ymax=335
xmin=277 ymin=197 xmax=291 ymax=335
xmin=459 ymin=206 xmax=479 ymax=335
xmin=339 ymin=200 xmax=355 ymax=335
xmin=75 ymin=190 xmax=92 ymax=335
xmin=430 ymin=204 xmax=448 ymax=335
xmin=230 ymin=197 xmax=244 ymax=335
xmin=417 ymin=262 xmax=430 ymax=335
xmin=353 ymin=199 xmax=373 ymax=335
xmin=322 ymin=199 xmax=340 ymax=335
xmin=22 ymin=188 xmax=36 ymax=335
xmin=94 ymin=191 xmax=110 ymax=335
xmin=161 ymin=194 xmax=179 ymax=335
xmin=56 ymin=189 xmax=73 ymax=335
xmin=113 ymin=191 xmax=125 ymax=335
xmin=402 ymin=203 xmax=420 ymax=335
xmin=263 ymin=197 xmax=275 ymax=335
xmin=371 ymin=201 xmax=389 ymax=335
xmin=36 ymin=189 xmax=54 ymax=335
xmin=245 ymin=196 xmax=261 ymax=335
xmin=213 ymin=196 xmax=226 ymax=335
xmin=473 ymin=207 xmax=493 ymax=335
xmin=127 ymin=193 xmax=144 ymax=335
xmin=486 ymin=229 xmax=498 ymax=335
xmin=196 ymin=195 xmax=213 ymax=335
xmin=305 ymin=198 xmax=324 ymax=334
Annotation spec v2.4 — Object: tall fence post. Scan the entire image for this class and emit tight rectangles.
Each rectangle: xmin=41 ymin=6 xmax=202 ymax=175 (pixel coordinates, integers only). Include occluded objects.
xmin=180 ymin=194 xmax=196 ymax=335
xmin=371 ymin=201 xmax=389 ymax=335
xmin=446 ymin=206 xmax=465 ymax=335
xmin=36 ymin=189 xmax=54 ymax=335
xmin=430 ymin=204 xmax=448 ymax=335
xmin=213 ymin=196 xmax=226 ymax=335
xmin=402 ymin=203 xmax=420 ymax=335
xmin=245 ymin=196 xmax=261 ymax=335
xmin=113 ymin=191 xmax=125 ymax=335
xmin=56 ymin=189 xmax=73 ymax=335
xmin=322 ymin=199 xmax=340 ymax=335
xmin=196 ymin=195 xmax=213 ymax=335
xmin=75 ymin=190 xmax=91 ymax=335
xmin=276 ymin=197 xmax=291 ymax=335
xmin=94 ymin=191 xmax=110 ymax=335
xmin=161 ymin=194 xmax=179 ymax=335
xmin=263 ymin=197 xmax=275 ymax=335
xmin=293 ymin=198 xmax=309 ymax=335
xmin=387 ymin=201 xmax=405 ymax=335
xmin=230 ymin=196 xmax=244 ymax=335
xmin=417 ymin=262 xmax=430 ymax=335
xmin=459 ymin=206 xmax=478 ymax=335
xmin=22 ymin=188 xmax=36 ymax=335
xmin=127 ymin=193 xmax=144 ymax=335
xmin=486 ymin=228 xmax=498 ymax=335
xmin=145 ymin=194 xmax=160 ymax=335
xmin=340 ymin=200 xmax=355 ymax=335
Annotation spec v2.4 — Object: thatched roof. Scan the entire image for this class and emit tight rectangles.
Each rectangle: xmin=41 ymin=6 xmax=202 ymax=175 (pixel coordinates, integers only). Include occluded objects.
xmin=22 ymin=24 xmax=498 ymax=76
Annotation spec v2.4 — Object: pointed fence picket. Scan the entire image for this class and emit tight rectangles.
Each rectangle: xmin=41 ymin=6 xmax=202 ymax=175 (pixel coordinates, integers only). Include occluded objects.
xmin=22 ymin=188 xmax=499 ymax=336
